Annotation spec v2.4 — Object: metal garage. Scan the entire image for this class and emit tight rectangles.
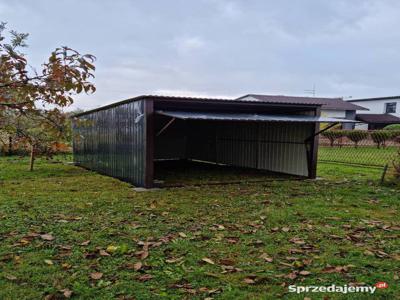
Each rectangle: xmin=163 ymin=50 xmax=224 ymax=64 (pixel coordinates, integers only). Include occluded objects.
xmin=72 ymin=95 xmax=354 ymax=188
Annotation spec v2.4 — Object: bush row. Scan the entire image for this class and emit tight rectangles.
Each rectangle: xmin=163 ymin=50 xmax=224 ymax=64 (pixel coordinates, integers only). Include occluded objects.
xmin=321 ymin=129 xmax=400 ymax=148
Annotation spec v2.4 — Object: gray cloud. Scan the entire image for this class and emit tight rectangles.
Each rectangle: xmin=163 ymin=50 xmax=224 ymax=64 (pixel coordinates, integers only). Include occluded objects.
xmin=1 ymin=0 xmax=400 ymax=109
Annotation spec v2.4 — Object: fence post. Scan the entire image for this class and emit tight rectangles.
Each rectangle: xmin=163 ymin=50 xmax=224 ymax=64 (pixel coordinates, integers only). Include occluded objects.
xmin=380 ymin=164 xmax=389 ymax=184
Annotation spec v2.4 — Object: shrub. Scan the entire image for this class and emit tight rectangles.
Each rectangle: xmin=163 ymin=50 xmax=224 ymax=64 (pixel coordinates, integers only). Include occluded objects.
xmin=384 ymin=124 xmax=400 ymax=130
xmin=321 ymin=130 xmax=345 ymax=147
xmin=389 ymin=130 xmax=400 ymax=144
xmin=370 ymin=131 xmax=393 ymax=148
xmin=345 ymin=130 xmax=368 ymax=148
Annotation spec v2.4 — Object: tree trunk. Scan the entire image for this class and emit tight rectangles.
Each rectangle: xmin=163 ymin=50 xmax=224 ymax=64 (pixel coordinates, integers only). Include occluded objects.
xmin=29 ymin=145 xmax=35 ymax=171
xmin=8 ymin=136 xmax=12 ymax=156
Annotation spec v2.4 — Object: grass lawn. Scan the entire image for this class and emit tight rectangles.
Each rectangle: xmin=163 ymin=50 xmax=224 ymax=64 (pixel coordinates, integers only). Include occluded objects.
xmin=0 ymin=157 xmax=399 ymax=299
xmin=319 ymin=146 xmax=398 ymax=167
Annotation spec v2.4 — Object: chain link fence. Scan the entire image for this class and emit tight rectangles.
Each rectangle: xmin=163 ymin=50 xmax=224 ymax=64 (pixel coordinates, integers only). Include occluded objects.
xmin=318 ymin=130 xmax=400 ymax=168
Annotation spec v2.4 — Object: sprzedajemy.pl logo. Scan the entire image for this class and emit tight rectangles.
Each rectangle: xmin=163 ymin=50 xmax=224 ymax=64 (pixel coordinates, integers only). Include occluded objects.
xmin=288 ymin=282 xmax=388 ymax=294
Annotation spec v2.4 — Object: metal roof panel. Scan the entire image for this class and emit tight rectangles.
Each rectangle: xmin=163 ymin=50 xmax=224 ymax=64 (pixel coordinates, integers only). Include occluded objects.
xmin=156 ymin=110 xmax=358 ymax=123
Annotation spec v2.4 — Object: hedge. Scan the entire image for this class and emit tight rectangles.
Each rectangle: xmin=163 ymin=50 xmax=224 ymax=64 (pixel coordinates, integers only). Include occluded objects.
xmin=345 ymin=130 xmax=369 ymax=148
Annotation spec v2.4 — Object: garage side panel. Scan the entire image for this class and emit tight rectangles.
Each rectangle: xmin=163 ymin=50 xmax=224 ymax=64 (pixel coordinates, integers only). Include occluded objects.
xmin=216 ymin=121 xmax=258 ymax=168
xmin=257 ymin=122 xmax=310 ymax=176
xmin=72 ymin=100 xmax=147 ymax=186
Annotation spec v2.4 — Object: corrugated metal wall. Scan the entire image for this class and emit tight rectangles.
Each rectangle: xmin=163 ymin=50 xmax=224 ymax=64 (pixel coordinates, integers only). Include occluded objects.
xmin=185 ymin=120 xmax=310 ymax=177
xmin=72 ymin=100 xmax=147 ymax=186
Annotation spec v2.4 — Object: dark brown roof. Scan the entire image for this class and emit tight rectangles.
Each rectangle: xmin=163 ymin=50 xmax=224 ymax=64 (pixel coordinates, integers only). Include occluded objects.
xmin=73 ymin=94 xmax=323 ymax=117
xmin=356 ymin=113 xmax=400 ymax=124
xmin=238 ymin=94 xmax=368 ymax=111
xmin=349 ymin=96 xmax=400 ymax=102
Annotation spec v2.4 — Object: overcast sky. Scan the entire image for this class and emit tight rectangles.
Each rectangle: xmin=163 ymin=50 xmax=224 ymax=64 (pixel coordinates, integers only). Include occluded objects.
xmin=1 ymin=0 xmax=400 ymax=110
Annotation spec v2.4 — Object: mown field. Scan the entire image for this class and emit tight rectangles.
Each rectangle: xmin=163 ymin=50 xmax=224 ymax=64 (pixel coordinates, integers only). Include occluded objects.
xmin=0 ymin=156 xmax=399 ymax=299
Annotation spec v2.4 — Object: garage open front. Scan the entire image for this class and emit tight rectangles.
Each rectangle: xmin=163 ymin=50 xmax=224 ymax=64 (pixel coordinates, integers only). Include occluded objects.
xmin=153 ymin=115 xmax=315 ymax=186
xmin=72 ymin=95 xmax=355 ymax=188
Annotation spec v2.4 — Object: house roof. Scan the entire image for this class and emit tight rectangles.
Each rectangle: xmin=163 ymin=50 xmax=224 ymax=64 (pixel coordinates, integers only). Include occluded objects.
xmin=356 ymin=113 xmax=400 ymax=124
xmin=349 ymin=96 xmax=400 ymax=102
xmin=237 ymin=94 xmax=368 ymax=111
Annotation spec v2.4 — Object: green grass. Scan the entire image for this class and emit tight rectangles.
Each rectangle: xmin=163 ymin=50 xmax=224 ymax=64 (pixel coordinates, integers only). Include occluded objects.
xmin=319 ymin=146 xmax=398 ymax=167
xmin=0 ymin=157 xmax=399 ymax=299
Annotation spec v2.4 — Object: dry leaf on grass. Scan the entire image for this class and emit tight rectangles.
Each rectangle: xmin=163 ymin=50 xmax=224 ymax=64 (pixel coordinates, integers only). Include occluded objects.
xmin=243 ymin=277 xmax=255 ymax=284
xmin=99 ymin=250 xmax=110 ymax=257
xmin=202 ymin=258 xmax=215 ymax=265
xmin=44 ymin=259 xmax=54 ymax=265
xmin=90 ymin=272 xmax=103 ymax=280
xmin=60 ymin=289 xmax=72 ymax=298
xmin=219 ymin=258 xmax=235 ymax=266
xmin=133 ymin=261 xmax=142 ymax=271
xmin=40 ymin=234 xmax=55 ymax=241
xmin=299 ymin=270 xmax=311 ymax=276
xmin=259 ymin=253 xmax=273 ymax=263
xmin=137 ymin=274 xmax=153 ymax=282
xmin=321 ymin=265 xmax=349 ymax=274
xmin=5 ymin=274 xmax=17 ymax=281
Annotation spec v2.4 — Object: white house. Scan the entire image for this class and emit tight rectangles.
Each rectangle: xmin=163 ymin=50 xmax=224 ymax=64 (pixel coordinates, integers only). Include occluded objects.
xmin=347 ymin=96 xmax=400 ymax=129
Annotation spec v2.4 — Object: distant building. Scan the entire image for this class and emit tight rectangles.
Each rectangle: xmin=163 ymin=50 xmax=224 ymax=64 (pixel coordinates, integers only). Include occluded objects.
xmin=348 ymin=96 xmax=400 ymax=129
xmin=237 ymin=94 xmax=368 ymax=129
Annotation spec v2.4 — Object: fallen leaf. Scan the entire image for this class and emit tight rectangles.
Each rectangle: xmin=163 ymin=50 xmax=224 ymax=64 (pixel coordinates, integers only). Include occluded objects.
xmin=61 ymin=289 xmax=73 ymax=298
xmin=243 ymin=277 xmax=255 ymax=284
xmin=80 ymin=240 xmax=90 ymax=246
xmin=202 ymin=257 xmax=215 ymax=265
xmin=62 ymin=263 xmax=72 ymax=269
xmin=5 ymin=274 xmax=17 ymax=281
xmin=99 ymin=250 xmax=110 ymax=257
xmin=133 ymin=261 xmax=142 ymax=271
xmin=321 ymin=265 xmax=349 ymax=274
xmin=136 ymin=249 xmax=149 ymax=260
xmin=289 ymin=248 xmax=304 ymax=254
xmin=178 ymin=232 xmax=187 ymax=238
xmin=19 ymin=238 xmax=30 ymax=245
xmin=166 ymin=257 xmax=184 ymax=263
xmin=299 ymin=270 xmax=311 ymax=276
xmin=286 ymin=272 xmax=298 ymax=280
xmin=217 ymin=224 xmax=225 ymax=230
xmin=281 ymin=227 xmax=290 ymax=232
xmin=137 ymin=274 xmax=153 ymax=281
xmin=44 ymin=259 xmax=54 ymax=265
xmin=259 ymin=253 xmax=273 ymax=263
xmin=290 ymin=237 xmax=306 ymax=245
xmin=363 ymin=250 xmax=375 ymax=256
xmin=226 ymin=237 xmax=239 ymax=244
xmin=90 ymin=272 xmax=103 ymax=280
xmin=40 ymin=234 xmax=55 ymax=241
xmin=375 ymin=250 xmax=389 ymax=258
xmin=219 ymin=258 xmax=235 ymax=266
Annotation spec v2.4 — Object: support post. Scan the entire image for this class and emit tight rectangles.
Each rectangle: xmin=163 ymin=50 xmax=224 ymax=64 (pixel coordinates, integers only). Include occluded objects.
xmin=144 ymin=100 xmax=154 ymax=188
xmin=307 ymin=107 xmax=321 ymax=179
